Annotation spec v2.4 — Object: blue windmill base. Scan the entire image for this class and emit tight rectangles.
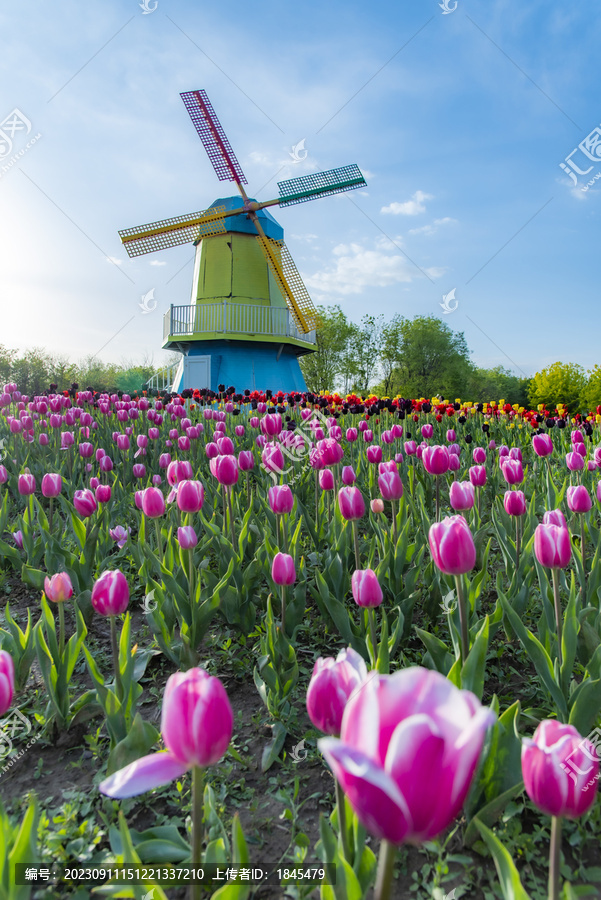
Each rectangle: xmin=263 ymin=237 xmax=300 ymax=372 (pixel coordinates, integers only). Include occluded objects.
xmin=171 ymin=341 xmax=309 ymax=394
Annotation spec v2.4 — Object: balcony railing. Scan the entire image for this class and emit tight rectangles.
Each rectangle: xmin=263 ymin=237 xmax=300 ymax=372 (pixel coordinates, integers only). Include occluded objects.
xmin=163 ymin=301 xmax=317 ymax=345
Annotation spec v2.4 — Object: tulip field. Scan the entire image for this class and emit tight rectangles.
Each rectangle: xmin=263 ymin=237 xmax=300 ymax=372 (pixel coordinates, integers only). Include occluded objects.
xmin=2 ymin=386 xmax=601 ymax=899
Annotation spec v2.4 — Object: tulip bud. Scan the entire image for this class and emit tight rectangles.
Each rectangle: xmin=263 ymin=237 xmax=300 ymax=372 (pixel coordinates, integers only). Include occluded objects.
xmin=177 ymin=525 xmax=198 ymax=549
xmin=272 ymin=552 xmax=296 ymax=585
xmin=91 ymin=570 xmax=130 ymax=616
xmin=95 ymin=484 xmax=112 ymax=503
xmin=370 ymin=498 xmax=385 ymax=514
xmin=429 ymin=515 xmax=476 ymax=575
xmin=99 ymin=455 xmax=113 ymax=472
xmin=341 ymin=465 xmax=356 ymax=485
xmin=238 ymin=450 xmax=254 ymax=471
xmin=319 ymin=468 xmax=334 ymax=491
xmin=44 ymin=572 xmax=74 ymax=603
xmin=351 ymin=568 xmax=383 ymax=607
xmin=0 ymin=466 xmax=8 ymax=484
xmin=132 ymin=463 xmax=146 ymax=479
xmin=404 ymin=440 xmax=417 ymax=456
xmin=504 ymin=490 xmax=526 ymax=516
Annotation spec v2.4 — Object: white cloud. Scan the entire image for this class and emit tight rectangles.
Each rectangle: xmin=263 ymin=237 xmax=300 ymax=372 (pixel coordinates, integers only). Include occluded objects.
xmin=408 ymin=216 xmax=458 ymax=236
xmin=303 ymin=240 xmax=442 ymax=296
xmin=150 ymin=260 xmax=167 ymax=266
xmin=381 ymin=190 xmax=433 ymax=216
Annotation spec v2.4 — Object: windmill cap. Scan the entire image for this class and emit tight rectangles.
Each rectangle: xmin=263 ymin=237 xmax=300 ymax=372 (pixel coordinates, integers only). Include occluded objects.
xmin=208 ymin=197 xmax=284 ymax=241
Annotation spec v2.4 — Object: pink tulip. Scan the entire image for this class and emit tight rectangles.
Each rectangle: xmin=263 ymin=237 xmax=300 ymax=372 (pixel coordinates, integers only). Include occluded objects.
xmin=446 ymin=429 xmax=456 ymax=442
xmin=238 ymin=450 xmax=254 ymax=471
xmin=306 ymin=648 xmax=368 ymax=736
xmin=79 ymin=442 xmax=94 ymax=458
xmin=132 ymin=463 xmax=146 ymax=479
xmin=216 ymin=436 xmax=234 ymax=455
xmin=268 ymin=484 xmax=294 ymax=515
xmin=448 ymin=453 xmax=460 ymax=473
xmin=571 ymin=430 xmax=584 ymax=445
xmin=522 ymin=720 xmax=599 ymax=819
xmin=319 ymin=667 xmax=495 ymax=844
xmin=469 ymin=465 xmax=486 ymax=487
xmin=378 ymin=460 xmax=397 ymax=475
xmin=404 ymin=440 xmax=417 ymax=456
xmin=566 ymin=451 xmax=585 ymax=472
xmin=448 ymin=443 xmax=461 ymax=456
xmin=141 ymin=487 xmax=166 ymax=518
xmin=574 ymin=442 xmax=587 ymax=458
xmin=346 ymin=428 xmax=358 ymax=442
xmin=422 ymin=446 xmax=449 ymax=476
xmin=109 ymin=525 xmax=131 ymax=548
xmin=449 ymin=480 xmax=474 ymax=511
xmin=351 ymin=569 xmax=383 ymax=608
xmin=177 ymin=525 xmax=198 ymax=549
xmin=167 ymin=459 xmax=193 ymax=486
xmin=99 ymin=455 xmax=113 ymax=472
xmin=159 ymin=453 xmax=171 ymax=469
xmin=338 ymin=486 xmax=365 ymax=521
xmin=498 ymin=445 xmax=509 ymax=458
xmin=176 ymin=480 xmax=205 ymax=513
xmin=504 ymin=490 xmax=526 ymax=516
xmin=44 ymin=572 xmax=73 ymax=603
xmin=209 ymin=454 xmax=239 ymax=486
xmin=99 ymin=668 xmax=233 ymax=798
xmin=358 ymin=420 xmax=368 ymax=433
xmin=543 ymin=509 xmax=567 ymax=529
xmin=95 ymin=484 xmax=112 ymax=503
xmin=429 ymin=515 xmax=476 ymax=575
xmin=0 ymin=466 xmax=7 ymax=484
xmin=363 ymin=429 xmax=373 ymax=443
xmin=472 ymin=447 xmax=486 ymax=465
xmin=597 ymin=482 xmax=601 ymax=504
xmin=260 ymin=413 xmax=282 ymax=437
xmin=378 ymin=471 xmax=403 ymax=501
xmin=533 ymin=433 xmax=553 ymax=457
xmin=73 ymin=489 xmax=97 ymax=518
xmin=501 ymin=459 xmax=523 ymax=485
xmin=0 ymin=651 xmax=14 ymax=716
xmin=318 ymin=438 xmax=344 ymax=466
xmin=370 ymin=498 xmax=385 ymax=514
xmin=41 ymin=474 xmax=62 ymax=498
xmin=567 ymin=485 xmax=592 ymax=514
xmin=261 ymin=444 xmax=284 ymax=475
xmin=341 ymin=466 xmax=356 ymax=485
xmin=12 ymin=531 xmax=23 ymax=549
xmin=272 ymin=552 xmax=296 ymax=585
xmin=319 ymin=469 xmax=334 ymax=491
xmin=366 ymin=445 xmax=383 ymax=464
xmin=91 ymin=570 xmax=129 ymax=616
xmin=421 ymin=424 xmax=433 ymax=439
xmin=18 ymin=474 xmax=36 ymax=495
xmin=509 ymin=447 xmax=522 ymax=461
xmin=534 ymin=524 xmax=571 ymax=569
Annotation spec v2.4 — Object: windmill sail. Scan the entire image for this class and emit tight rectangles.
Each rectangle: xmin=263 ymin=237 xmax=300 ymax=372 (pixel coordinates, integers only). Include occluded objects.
xmin=119 ymin=207 xmax=229 ymax=257
xmin=278 ymin=164 xmax=366 ymax=207
xmin=180 ymin=90 xmax=248 ymax=185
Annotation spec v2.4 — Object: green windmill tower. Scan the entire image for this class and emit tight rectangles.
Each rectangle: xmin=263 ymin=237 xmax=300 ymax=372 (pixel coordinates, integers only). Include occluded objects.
xmin=119 ymin=90 xmax=367 ymax=393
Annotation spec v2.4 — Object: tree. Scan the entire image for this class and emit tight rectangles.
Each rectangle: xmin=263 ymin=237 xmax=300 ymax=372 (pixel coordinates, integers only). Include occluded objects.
xmin=466 ymin=366 xmax=531 ymax=407
xmin=379 ymin=316 xmax=472 ymax=399
xmin=299 ymin=305 xmax=355 ymax=393
xmin=339 ymin=315 xmax=384 ymax=394
xmin=584 ymin=365 xmax=601 ymax=411
xmin=379 ymin=314 xmax=404 ymax=396
xmin=528 ymin=362 xmax=587 ymax=414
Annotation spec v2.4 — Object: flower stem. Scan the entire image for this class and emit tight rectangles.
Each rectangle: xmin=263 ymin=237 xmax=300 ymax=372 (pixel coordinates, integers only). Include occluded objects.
xmin=110 ymin=615 xmax=122 ymax=700
xmin=549 ymin=816 xmax=562 ymax=900
xmin=368 ymin=608 xmax=378 ymax=666
xmin=280 ymin=584 xmax=287 ymax=636
xmin=454 ymin=574 xmax=469 ymax=664
xmin=552 ymin=568 xmax=563 ymax=667
xmin=58 ymin=602 xmax=65 ymax=658
xmin=390 ymin=499 xmax=398 ymax=546
xmin=191 ymin=765 xmax=205 ymax=900
xmin=155 ymin=518 xmax=162 ymax=565
xmin=515 ymin=516 xmax=520 ymax=571
xmin=227 ymin=486 xmax=236 ymax=551
xmin=435 ymin=475 xmax=440 ymax=523
xmin=374 ymin=839 xmax=397 ymax=900
xmin=352 ymin=520 xmax=360 ymax=571
xmin=335 ymin=779 xmax=351 ymax=863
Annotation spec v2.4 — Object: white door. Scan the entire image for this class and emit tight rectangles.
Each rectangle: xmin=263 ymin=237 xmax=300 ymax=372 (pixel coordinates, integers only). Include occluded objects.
xmin=184 ymin=356 xmax=210 ymax=390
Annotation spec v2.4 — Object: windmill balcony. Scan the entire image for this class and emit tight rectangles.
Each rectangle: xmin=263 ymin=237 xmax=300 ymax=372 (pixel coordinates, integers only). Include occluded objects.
xmin=162 ymin=302 xmax=317 ymax=350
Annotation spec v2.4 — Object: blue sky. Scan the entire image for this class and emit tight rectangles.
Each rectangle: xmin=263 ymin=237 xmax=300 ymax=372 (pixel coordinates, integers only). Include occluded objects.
xmin=1 ymin=0 xmax=600 ymax=382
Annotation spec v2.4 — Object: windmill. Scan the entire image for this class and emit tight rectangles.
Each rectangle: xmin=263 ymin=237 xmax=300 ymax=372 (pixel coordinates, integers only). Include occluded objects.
xmin=119 ymin=90 xmax=366 ymax=393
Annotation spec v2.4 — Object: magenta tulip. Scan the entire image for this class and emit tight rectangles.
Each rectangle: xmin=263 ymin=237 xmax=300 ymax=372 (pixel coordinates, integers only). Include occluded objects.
xmin=404 ymin=441 xmax=417 ymax=456
xmin=533 ymin=433 xmax=553 ymax=457
xmin=18 ymin=474 xmax=36 ymax=495
xmin=448 ymin=454 xmax=460 ymax=472
xmin=567 ymin=485 xmax=592 ymax=514
xmin=351 ymin=569 xmax=383 ymax=608
xmin=176 ymin=480 xmax=205 ymax=514
xmin=0 ymin=466 xmax=7 ymax=484
xmin=0 ymin=651 xmax=14 ymax=716
xmin=346 ymin=428 xmax=358 ymax=442
xmin=41 ymin=474 xmax=62 ymax=498
xmin=544 ymin=509 xmax=568 ymax=529
xmin=91 ymin=570 xmax=129 ymax=616
xmin=12 ymin=530 xmax=23 ymax=549
xmin=44 ymin=572 xmax=73 ymax=604
xmin=261 ymin=444 xmax=284 ymax=476
xmin=99 ymin=455 xmax=113 ymax=472
xmin=95 ymin=484 xmax=112 ymax=503
xmin=472 ymin=447 xmax=486 ymax=464
xmin=319 ymin=469 xmax=334 ymax=491
xmin=341 ymin=466 xmax=356 ymax=485
xmin=534 ymin=524 xmax=571 ymax=569
xmin=260 ymin=413 xmax=282 ymax=437
xmin=268 ymin=484 xmax=294 ymax=515
xmin=99 ymin=668 xmax=233 ymax=798
xmin=338 ymin=486 xmax=365 ymax=521
xmin=378 ymin=471 xmax=403 ymax=501
xmin=318 ymin=667 xmax=495 ymax=844
xmin=421 ymin=424 xmax=433 ymax=439
xmin=167 ymin=459 xmax=193 ymax=486
xmin=429 ymin=515 xmax=476 ymax=575
xmin=522 ymin=720 xmax=599 ymax=819
xmin=449 ymin=480 xmax=474 ymax=511
xmin=366 ymin=445 xmax=383 ymax=464
xmin=468 ymin=465 xmax=486 ymax=487
xmin=566 ymin=451 xmax=585 ymax=472
xmin=109 ymin=525 xmax=131 ymax=548
xmin=272 ymin=552 xmax=296 ymax=586
xmin=504 ymin=490 xmax=526 ymax=516
xmin=141 ymin=487 xmax=165 ymax=518
xmin=177 ymin=525 xmax=198 ymax=549
xmin=209 ymin=454 xmax=239 ymax=486
xmin=73 ymin=489 xmax=97 ymax=518
xmin=501 ymin=458 xmax=523 ymax=485
xmin=306 ymin=648 xmax=368 ymax=737
xmin=422 ymin=445 xmax=449 ymax=476
xmin=238 ymin=450 xmax=254 ymax=471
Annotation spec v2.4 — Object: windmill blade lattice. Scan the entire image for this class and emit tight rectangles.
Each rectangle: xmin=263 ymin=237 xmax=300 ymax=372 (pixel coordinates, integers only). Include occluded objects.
xmin=119 ymin=207 xmax=228 ymax=258
xmin=277 ymin=164 xmax=366 ymax=207
xmin=180 ymin=90 xmax=248 ymax=185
